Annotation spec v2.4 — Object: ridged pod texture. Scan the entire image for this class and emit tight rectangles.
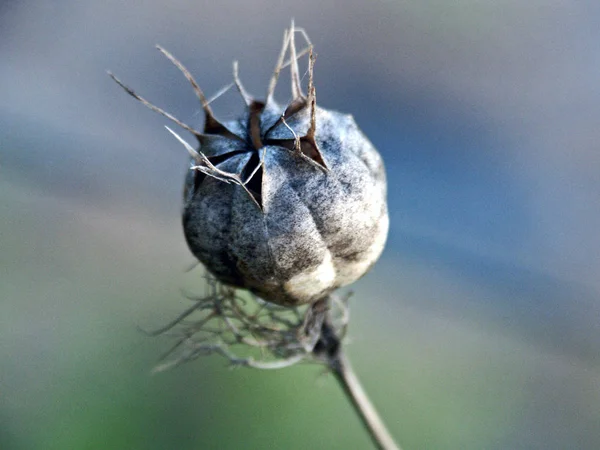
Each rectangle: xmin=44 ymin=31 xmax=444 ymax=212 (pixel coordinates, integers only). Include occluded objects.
xmin=183 ymin=99 xmax=388 ymax=306
xmin=110 ymin=24 xmax=388 ymax=306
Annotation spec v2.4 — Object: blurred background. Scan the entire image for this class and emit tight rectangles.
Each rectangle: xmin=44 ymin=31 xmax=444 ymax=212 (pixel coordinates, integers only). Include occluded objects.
xmin=2 ymin=1 xmax=600 ymax=449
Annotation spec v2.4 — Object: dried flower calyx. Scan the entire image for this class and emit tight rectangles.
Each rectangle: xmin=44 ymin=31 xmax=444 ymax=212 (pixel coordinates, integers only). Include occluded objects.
xmin=110 ymin=23 xmax=389 ymax=307
xmin=147 ymin=274 xmax=351 ymax=372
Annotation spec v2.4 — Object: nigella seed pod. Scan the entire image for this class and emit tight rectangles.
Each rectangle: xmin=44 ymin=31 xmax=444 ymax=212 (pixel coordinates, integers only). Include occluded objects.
xmin=110 ymin=23 xmax=388 ymax=306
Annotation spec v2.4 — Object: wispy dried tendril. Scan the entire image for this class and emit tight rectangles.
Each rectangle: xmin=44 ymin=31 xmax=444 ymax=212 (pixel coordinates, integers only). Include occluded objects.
xmin=147 ymin=272 xmax=350 ymax=373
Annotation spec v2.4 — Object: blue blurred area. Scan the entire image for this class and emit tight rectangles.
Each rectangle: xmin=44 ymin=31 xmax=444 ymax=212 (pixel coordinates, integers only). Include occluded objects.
xmin=2 ymin=1 xmax=600 ymax=449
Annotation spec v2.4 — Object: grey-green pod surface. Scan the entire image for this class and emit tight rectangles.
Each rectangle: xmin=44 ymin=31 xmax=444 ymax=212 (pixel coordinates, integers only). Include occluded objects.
xmin=111 ymin=25 xmax=388 ymax=306
xmin=183 ymin=99 xmax=388 ymax=306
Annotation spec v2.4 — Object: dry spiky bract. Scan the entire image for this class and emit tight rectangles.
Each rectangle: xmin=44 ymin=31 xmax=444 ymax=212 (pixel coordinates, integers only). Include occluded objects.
xmin=110 ymin=22 xmax=388 ymax=307
xmin=149 ymin=273 xmax=350 ymax=372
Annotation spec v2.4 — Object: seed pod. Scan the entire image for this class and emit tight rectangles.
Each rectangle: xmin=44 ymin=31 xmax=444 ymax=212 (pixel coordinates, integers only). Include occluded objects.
xmin=110 ymin=24 xmax=388 ymax=306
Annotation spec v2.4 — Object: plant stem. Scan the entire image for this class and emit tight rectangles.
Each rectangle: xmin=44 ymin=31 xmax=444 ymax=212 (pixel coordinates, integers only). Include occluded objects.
xmin=330 ymin=352 xmax=402 ymax=450
xmin=313 ymin=316 xmax=401 ymax=450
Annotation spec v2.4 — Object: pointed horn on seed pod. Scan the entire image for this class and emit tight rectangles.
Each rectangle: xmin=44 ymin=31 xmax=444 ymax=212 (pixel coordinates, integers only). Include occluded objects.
xmin=165 ymin=125 xmax=262 ymax=211
xmin=232 ymin=61 xmax=253 ymax=107
xmin=107 ymin=71 xmax=203 ymax=138
xmin=289 ymin=19 xmax=303 ymax=100
xmin=155 ymin=45 xmax=243 ymax=141
xmin=266 ymin=28 xmax=291 ymax=107
xmin=262 ymin=42 xmax=328 ymax=171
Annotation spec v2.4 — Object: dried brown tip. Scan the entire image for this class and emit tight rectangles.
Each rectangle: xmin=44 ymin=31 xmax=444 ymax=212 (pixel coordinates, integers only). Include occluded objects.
xmin=281 ymin=26 xmax=312 ymax=72
xmin=306 ymin=48 xmax=318 ymax=143
xmin=262 ymin=42 xmax=327 ymax=171
xmin=289 ymin=19 xmax=303 ymax=100
xmin=165 ymin=126 xmax=263 ymax=210
xmin=307 ymin=46 xmax=316 ymax=101
xmin=300 ymin=47 xmax=327 ymax=170
xmin=266 ymin=21 xmax=315 ymax=107
xmin=156 ymin=45 xmax=243 ymax=140
xmin=281 ymin=46 xmax=311 ymax=70
xmin=266 ymin=28 xmax=292 ymax=105
xmin=166 ymin=127 xmax=236 ymax=182
xmin=108 ymin=71 xmax=202 ymax=137
xmin=206 ymin=82 xmax=235 ymax=106
xmin=262 ymin=23 xmax=314 ymax=131
xmin=155 ymin=45 xmax=213 ymax=117
xmin=232 ymin=61 xmax=253 ymax=107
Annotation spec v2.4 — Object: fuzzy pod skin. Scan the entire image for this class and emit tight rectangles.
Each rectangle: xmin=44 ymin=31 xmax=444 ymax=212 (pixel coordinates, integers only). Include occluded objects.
xmin=183 ymin=103 xmax=388 ymax=306
xmin=110 ymin=25 xmax=388 ymax=306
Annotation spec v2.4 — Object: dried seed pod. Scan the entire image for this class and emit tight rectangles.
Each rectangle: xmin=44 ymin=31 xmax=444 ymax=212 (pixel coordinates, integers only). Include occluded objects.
xmin=111 ymin=24 xmax=388 ymax=306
